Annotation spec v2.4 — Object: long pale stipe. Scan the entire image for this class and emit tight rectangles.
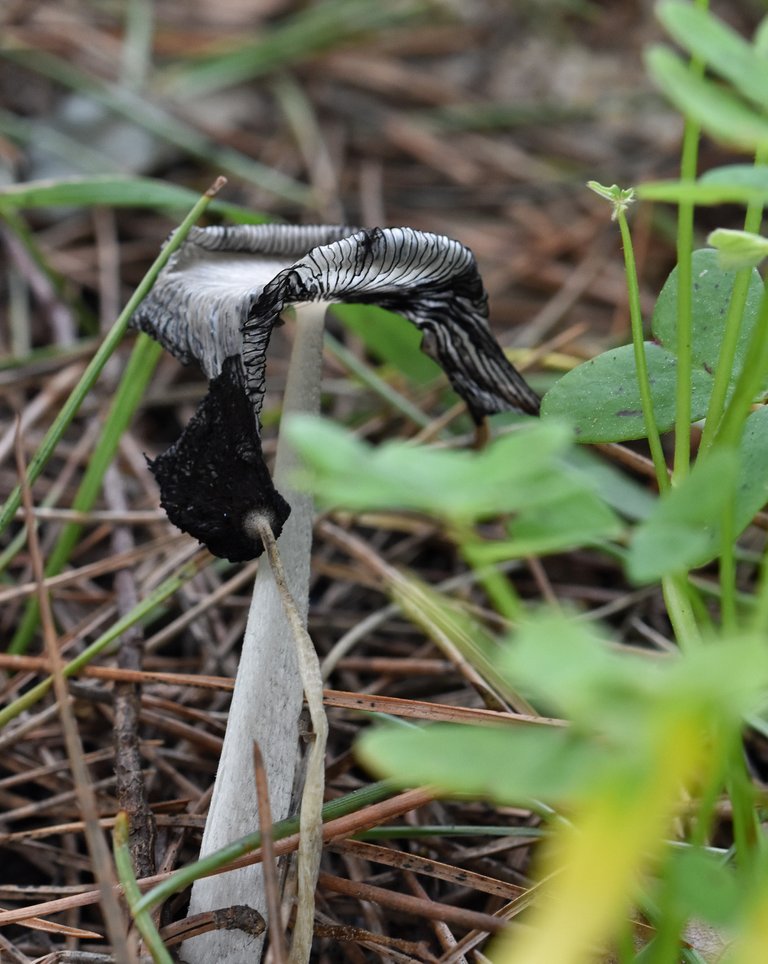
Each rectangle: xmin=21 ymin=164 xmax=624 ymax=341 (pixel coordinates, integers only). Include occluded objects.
xmin=248 ymin=514 xmax=328 ymax=964
xmin=183 ymin=302 xmax=327 ymax=964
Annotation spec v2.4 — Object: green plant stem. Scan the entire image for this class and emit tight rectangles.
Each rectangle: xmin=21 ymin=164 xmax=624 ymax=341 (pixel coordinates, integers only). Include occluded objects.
xmin=662 ymin=575 xmax=702 ymax=651
xmin=644 ymin=910 xmax=686 ymax=963
xmin=460 ymin=537 xmax=521 ymax=623
xmin=715 ymin=287 xmax=768 ymax=449
xmin=689 ymin=739 xmax=730 ymax=849
xmin=720 ymin=494 xmax=737 ymax=632
xmin=671 ymin=107 xmax=703 ymax=482
xmin=59 ymin=333 xmax=163 ymax=563
xmin=699 ymin=151 xmax=767 ymax=455
xmin=9 ymin=334 xmax=164 ymax=654
xmin=615 ymin=918 xmax=636 ymax=964
xmin=134 ymin=781 xmax=397 ymax=915
xmin=113 ymin=812 xmax=173 ymax=964
xmin=670 ymin=0 xmax=709 ymax=481
xmin=0 ymin=179 xmax=223 ymax=538
xmin=699 ymin=270 xmax=756 ymax=451
xmin=750 ymin=543 xmax=768 ymax=634
xmin=0 ymin=553 xmax=209 ymax=729
xmin=726 ymin=734 xmax=759 ymax=868
xmin=615 ymin=209 xmax=669 ymax=493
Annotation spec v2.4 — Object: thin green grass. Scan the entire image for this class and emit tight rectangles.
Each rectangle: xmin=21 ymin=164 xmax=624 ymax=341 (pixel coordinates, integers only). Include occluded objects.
xmin=0 ymin=550 xmax=210 ymax=729
xmin=0 ymin=178 xmax=222 ymax=538
xmin=133 ymin=781 xmax=397 ymax=915
xmin=113 ymin=813 xmax=173 ymax=964
xmin=9 ymin=334 xmax=164 ymax=653
xmin=0 ymin=175 xmax=270 ymax=224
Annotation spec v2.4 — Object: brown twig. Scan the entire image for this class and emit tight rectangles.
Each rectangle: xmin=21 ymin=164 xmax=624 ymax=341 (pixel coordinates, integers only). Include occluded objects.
xmin=402 ymin=871 xmax=467 ymax=963
xmin=314 ymin=916 xmax=438 ymax=962
xmin=253 ymin=740 xmax=288 ymax=964
xmin=0 ymin=534 xmax=186 ymax=604
xmin=14 ymin=421 xmax=134 ymax=962
xmin=328 ymin=840 xmax=526 ymax=901
xmin=0 ymin=653 xmax=234 ymax=690
xmin=159 ymin=905 xmax=265 ymax=946
xmin=0 ymin=788 xmax=434 ymax=928
xmin=318 ymin=872 xmax=506 ymax=935
xmin=323 ymin=689 xmax=565 ymax=728
xmin=106 ymin=464 xmax=156 ymax=882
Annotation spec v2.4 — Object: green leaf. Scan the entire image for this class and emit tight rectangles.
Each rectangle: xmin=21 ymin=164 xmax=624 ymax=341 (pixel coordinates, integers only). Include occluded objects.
xmin=627 ymin=448 xmax=740 ymax=583
xmin=541 ymin=250 xmax=762 ymax=443
xmin=658 ymin=2 xmax=768 ymax=110
xmin=707 ymin=229 xmax=768 ymax=269
xmin=331 ymin=303 xmax=442 ymax=384
xmin=499 ymin=614 xmax=663 ymax=731
xmin=700 ymin=164 xmax=768 ymax=188
xmin=734 ymin=406 xmax=768 ymax=531
xmin=665 ymin=636 xmax=768 ymax=721
xmin=625 ymin=409 xmax=768 ymax=582
xmin=651 ymin=249 xmax=764 ymax=375
xmin=586 ymin=180 xmax=636 ymax=219
xmin=503 ymin=487 xmax=622 ymax=556
xmin=540 ymin=343 xmax=712 ymax=442
xmin=639 ymin=164 xmax=768 ymax=205
xmin=755 ymin=15 xmax=768 ymax=57
xmin=564 ymin=445 xmax=657 ymax=521
xmin=286 ymin=415 xmax=591 ymax=522
xmin=663 ymin=848 xmax=741 ymax=926
xmin=357 ymin=723 xmax=600 ymax=805
xmin=646 ymin=45 xmax=768 ymax=153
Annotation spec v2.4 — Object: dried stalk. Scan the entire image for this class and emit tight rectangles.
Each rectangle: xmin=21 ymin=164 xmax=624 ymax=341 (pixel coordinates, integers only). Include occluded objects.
xmin=184 ymin=303 xmax=327 ymax=963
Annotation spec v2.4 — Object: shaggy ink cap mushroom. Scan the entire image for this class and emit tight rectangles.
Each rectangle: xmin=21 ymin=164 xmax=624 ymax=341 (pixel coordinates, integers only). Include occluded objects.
xmin=132 ymin=224 xmax=539 ymax=562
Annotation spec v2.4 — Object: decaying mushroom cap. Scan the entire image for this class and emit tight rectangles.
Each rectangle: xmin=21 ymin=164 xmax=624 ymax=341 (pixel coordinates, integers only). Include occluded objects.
xmin=132 ymin=223 xmax=539 ymax=561
xmin=132 ymin=224 xmax=360 ymax=379
xmin=133 ymin=224 xmax=360 ymax=561
xmin=146 ymin=355 xmax=291 ymax=562
xmin=246 ymin=226 xmax=541 ymax=421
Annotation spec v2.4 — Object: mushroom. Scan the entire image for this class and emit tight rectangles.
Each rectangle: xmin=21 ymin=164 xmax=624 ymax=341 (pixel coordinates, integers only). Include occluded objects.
xmin=131 ymin=223 xmax=539 ymax=963
xmin=133 ymin=224 xmax=540 ymax=563
xmin=132 ymin=224 xmax=357 ymax=562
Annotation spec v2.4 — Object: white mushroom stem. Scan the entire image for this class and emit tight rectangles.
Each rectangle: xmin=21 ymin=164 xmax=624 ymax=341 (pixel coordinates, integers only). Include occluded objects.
xmin=184 ymin=302 xmax=328 ymax=964
xmin=251 ymin=514 xmax=328 ymax=964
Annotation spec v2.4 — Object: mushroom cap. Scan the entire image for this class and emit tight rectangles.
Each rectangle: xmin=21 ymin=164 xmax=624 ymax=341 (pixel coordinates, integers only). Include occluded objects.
xmin=245 ymin=226 xmax=540 ymax=421
xmin=147 ymin=355 xmax=290 ymax=562
xmin=131 ymin=223 xmax=539 ymax=560
xmin=131 ymin=223 xmax=361 ymax=379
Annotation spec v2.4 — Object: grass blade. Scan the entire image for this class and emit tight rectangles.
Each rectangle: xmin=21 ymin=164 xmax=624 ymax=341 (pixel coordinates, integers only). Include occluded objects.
xmin=0 ymin=175 xmax=268 ymax=223
xmin=114 ymin=813 xmax=174 ymax=964
xmin=0 ymin=177 xmax=225 ymax=537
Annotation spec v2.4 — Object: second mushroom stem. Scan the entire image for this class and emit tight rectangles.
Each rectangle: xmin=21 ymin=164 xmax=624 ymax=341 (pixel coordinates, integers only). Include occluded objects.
xmin=184 ymin=302 xmax=328 ymax=964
